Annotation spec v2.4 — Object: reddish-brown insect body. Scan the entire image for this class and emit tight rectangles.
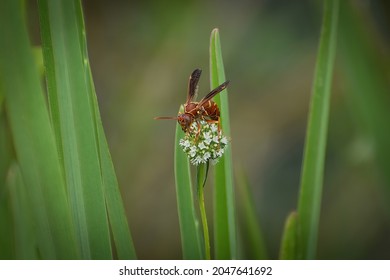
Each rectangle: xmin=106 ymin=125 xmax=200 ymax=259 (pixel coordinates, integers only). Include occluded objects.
xmin=155 ymin=69 xmax=229 ymax=134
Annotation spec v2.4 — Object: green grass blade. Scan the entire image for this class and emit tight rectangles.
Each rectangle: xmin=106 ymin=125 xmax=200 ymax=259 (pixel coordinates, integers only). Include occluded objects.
xmin=0 ymin=0 xmax=79 ymax=259
xmin=236 ymin=169 xmax=268 ymax=259
xmin=0 ymin=113 xmax=14 ymax=259
xmin=197 ymin=162 xmax=211 ymax=260
xmin=279 ymin=212 xmax=298 ymax=260
xmin=91 ymin=87 xmax=137 ymax=259
xmin=297 ymin=0 xmax=339 ymax=259
xmin=38 ymin=0 xmax=112 ymax=259
xmin=89 ymin=72 xmax=137 ymax=259
xmin=0 ymin=191 xmax=13 ymax=259
xmin=7 ymin=163 xmax=37 ymax=259
xmin=0 ymin=84 xmax=3 ymax=109
xmin=74 ymin=0 xmax=136 ymax=259
xmin=0 ymin=107 xmax=12 ymax=193
xmin=96 ymin=121 xmax=137 ymax=259
xmin=174 ymin=119 xmax=203 ymax=259
xmin=37 ymin=3 xmax=64 ymax=166
xmin=210 ymin=28 xmax=237 ymax=259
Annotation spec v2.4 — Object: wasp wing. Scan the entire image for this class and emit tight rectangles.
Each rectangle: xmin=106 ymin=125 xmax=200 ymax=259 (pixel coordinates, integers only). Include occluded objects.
xmin=197 ymin=80 xmax=229 ymax=108
xmin=186 ymin=68 xmax=202 ymax=104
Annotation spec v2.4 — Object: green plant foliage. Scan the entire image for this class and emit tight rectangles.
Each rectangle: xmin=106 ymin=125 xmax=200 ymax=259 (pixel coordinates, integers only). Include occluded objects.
xmin=296 ymin=0 xmax=339 ymax=259
xmin=210 ymin=28 xmax=237 ymax=259
xmin=338 ymin=1 xmax=390 ymax=197
xmin=0 ymin=0 xmax=136 ymax=260
xmin=279 ymin=212 xmax=298 ymax=260
xmin=174 ymin=119 xmax=203 ymax=259
xmin=38 ymin=0 xmax=137 ymax=259
xmin=236 ymin=169 xmax=268 ymax=259
xmin=197 ymin=162 xmax=211 ymax=260
xmin=0 ymin=0 xmax=79 ymax=259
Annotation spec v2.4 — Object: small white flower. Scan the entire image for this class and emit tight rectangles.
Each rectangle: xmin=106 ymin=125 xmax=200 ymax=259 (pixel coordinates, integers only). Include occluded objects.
xmin=212 ymin=135 xmax=219 ymax=144
xmin=198 ymin=142 xmax=206 ymax=150
xmin=221 ymin=136 xmax=228 ymax=145
xmin=179 ymin=139 xmax=191 ymax=149
xmin=189 ymin=146 xmax=197 ymax=157
xmin=191 ymin=156 xmax=204 ymax=165
xmin=210 ymin=124 xmax=218 ymax=133
xmin=203 ymin=132 xmax=212 ymax=144
xmin=203 ymin=152 xmax=211 ymax=161
xmin=191 ymin=122 xmax=198 ymax=130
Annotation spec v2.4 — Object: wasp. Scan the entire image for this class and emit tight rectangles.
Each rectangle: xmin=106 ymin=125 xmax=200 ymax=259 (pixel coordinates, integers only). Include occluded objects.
xmin=155 ymin=68 xmax=229 ymax=136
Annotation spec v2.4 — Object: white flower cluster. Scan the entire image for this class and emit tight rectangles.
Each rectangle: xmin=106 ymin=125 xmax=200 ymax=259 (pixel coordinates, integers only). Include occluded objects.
xmin=179 ymin=120 xmax=228 ymax=165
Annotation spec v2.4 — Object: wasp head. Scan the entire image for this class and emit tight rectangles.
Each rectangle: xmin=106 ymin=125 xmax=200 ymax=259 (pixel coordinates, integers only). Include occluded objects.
xmin=177 ymin=113 xmax=193 ymax=132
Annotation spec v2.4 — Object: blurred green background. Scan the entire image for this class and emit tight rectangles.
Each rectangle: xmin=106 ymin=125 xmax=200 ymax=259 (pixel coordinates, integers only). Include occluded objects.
xmin=26 ymin=0 xmax=390 ymax=259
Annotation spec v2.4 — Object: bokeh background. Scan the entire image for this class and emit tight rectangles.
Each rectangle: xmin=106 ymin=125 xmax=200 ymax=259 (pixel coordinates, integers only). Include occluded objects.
xmin=27 ymin=0 xmax=390 ymax=259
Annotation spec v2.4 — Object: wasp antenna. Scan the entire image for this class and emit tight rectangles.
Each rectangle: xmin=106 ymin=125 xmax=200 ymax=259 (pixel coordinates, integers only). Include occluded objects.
xmin=154 ymin=116 xmax=178 ymax=120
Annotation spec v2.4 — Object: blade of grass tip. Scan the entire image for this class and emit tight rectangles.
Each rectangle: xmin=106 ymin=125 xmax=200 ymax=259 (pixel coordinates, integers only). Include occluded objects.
xmin=0 ymin=0 xmax=79 ymax=259
xmin=38 ymin=0 xmax=112 ymax=259
xmin=36 ymin=3 xmax=64 ymax=167
xmin=75 ymin=0 xmax=136 ymax=259
xmin=7 ymin=162 xmax=37 ymax=259
xmin=236 ymin=168 xmax=268 ymax=259
xmin=197 ymin=162 xmax=211 ymax=260
xmin=174 ymin=115 xmax=203 ymax=259
xmin=279 ymin=211 xmax=298 ymax=260
xmin=210 ymin=28 xmax=237 ymax=259
xmin=297 ymin=0 xmax=339 ymax=259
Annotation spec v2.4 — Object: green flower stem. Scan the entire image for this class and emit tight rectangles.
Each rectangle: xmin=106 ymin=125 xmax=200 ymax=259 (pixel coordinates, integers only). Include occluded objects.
xmin=197 ymin=162 xmax=210 ymax=260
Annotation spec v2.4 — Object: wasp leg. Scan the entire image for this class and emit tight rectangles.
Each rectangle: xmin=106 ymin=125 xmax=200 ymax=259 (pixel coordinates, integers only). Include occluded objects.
xmin=204 ymin=117 xmax=222 ymax=149
xmin=195 ymin=120 xmax=202 ymax=142
xmin=205 ymin=118 xmax=221 ymax=134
